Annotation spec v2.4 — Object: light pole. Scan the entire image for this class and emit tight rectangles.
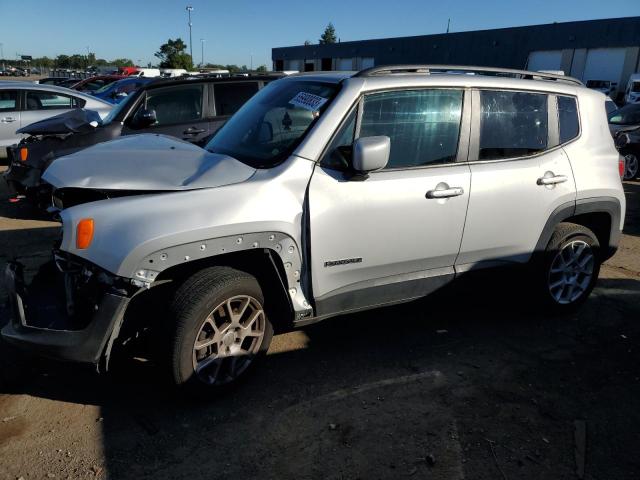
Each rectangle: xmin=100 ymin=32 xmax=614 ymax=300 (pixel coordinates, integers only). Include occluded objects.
xmin=0 ymin=43 xmax=4 ymax=69
xmin=250 ymin=53 xmax=253 ymax=71
xmin=186 ymin=6 xmax=194 ymax=64
xmin=200 ymin=39 xmax=205 ymax=67
xmin=86 ymin=46 xmax=90 ymax=70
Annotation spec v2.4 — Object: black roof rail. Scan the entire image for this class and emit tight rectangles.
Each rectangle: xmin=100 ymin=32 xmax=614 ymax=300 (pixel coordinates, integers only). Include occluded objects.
xmin=354 ymin=64 xmax=583 ymax=86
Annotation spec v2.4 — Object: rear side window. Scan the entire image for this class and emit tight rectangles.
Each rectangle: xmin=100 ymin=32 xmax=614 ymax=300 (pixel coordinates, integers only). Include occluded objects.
xmin=557 ymin=96 xmax=579 ymax=144
xmin=214 ymin=82 xmax=260 ymax=116
xmin=25 ymin=91 xmax=83 ymax=110
xmin=360 ymin=89 xmax=463 ymax=168
xmin=0 ymin=90 xmax=18 ymax=112
xmin=479 ymin=90 xmax=548 ymax=160
xmin=145 ymin=85 xmax=204 ymax=125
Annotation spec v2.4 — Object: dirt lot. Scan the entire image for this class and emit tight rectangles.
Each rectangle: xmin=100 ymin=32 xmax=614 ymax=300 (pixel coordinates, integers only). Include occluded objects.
xmin=0 ymin=167 xmax=639 ymax=480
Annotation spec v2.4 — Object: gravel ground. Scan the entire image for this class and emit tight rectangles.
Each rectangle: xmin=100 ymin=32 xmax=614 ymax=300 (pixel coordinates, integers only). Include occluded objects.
xmin=0 ymin=167 xmax=639 ymax=480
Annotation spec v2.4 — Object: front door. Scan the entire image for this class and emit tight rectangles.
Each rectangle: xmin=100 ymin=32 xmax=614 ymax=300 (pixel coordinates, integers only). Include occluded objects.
xmin=124 ymin=83 xmax=210 ymax=144
xmin=456 ymin=89 xmax=577 ymax=269
xmin=309 ymin=88 xmax=471 ymax=317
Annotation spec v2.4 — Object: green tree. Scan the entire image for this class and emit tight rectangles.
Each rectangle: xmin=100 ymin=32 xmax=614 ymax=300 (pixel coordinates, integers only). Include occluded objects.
xmin=319 ymin=22 xmax=337 ymax=44
xmin=111 ymin=58 xmax=134 ymax=67
xmin=55 ymin=54 xmax=70 ymax=68
xmin=155 ymin=38 xmax=193 ymax=69
xmin=304 ymin=40 xmax=312 ymax=46
xmin=255 ymin=65 xmax=267 ymax=73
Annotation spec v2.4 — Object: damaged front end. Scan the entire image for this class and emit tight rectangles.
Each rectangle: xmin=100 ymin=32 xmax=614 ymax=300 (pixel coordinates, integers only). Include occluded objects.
xmin=1 ymin=250 xmax=143 ymax=368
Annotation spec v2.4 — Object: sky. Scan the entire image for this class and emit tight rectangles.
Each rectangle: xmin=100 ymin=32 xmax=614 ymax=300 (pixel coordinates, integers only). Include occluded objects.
xmin=1 ymin=0 xmax=639 ymax=68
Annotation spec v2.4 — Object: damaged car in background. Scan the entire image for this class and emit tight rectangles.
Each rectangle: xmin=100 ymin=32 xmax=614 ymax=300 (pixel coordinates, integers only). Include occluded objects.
xmin=1 ymin=67 xmax=625 ymax=396
xmin=3 ymin=74 xmax=281 ymax=206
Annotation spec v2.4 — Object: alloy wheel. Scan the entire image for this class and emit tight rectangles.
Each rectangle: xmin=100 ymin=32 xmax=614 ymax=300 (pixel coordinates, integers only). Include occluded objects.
xmin=624 ymin=153 xmax=639 ymax=180
xmin=548 ymin=240 xmax=595 ymax=305
xmin=192 ymin=295 xmax=266 ymax=386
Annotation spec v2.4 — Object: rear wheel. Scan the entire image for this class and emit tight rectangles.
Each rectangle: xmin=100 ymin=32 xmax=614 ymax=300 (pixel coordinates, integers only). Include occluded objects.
xmin=168 ymin=266 xmax=273 ymax=394
xmin=623 ymin=152 xmax=638 ymax=180
xmin=536 ymin=223 xmax=601 ymax=313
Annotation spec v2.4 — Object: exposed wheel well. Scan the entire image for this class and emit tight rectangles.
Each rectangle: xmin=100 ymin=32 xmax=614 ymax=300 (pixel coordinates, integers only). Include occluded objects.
xmin=562 ymin=212 xmax=611 ymax=258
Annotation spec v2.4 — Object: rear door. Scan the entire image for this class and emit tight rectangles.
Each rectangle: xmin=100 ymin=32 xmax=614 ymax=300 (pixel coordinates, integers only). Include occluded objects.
xmin=456 ymin=89 xmax=577 ymax=270
xmin=124 ymin=83 xmax=210 ymax=144
xmin=210 ymin=82 xmax=260 ymax=135
xmin=0 ymin=89 xmax=20 ymax=150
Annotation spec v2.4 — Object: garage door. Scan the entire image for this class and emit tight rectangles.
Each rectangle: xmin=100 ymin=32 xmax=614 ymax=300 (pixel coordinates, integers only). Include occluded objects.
xmin=582 ymin=48 xmax=626 ymax=84
xmin=526 ymin=51 xmax=563 ymax=72
xmin=337 ymin=58 xmax=353 ymax=71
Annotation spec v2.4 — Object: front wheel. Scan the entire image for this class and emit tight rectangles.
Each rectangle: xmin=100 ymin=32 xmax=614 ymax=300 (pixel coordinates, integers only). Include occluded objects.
xmin=536 ymin=223 xmax=601 ymax=313
xmin=168 ymin=266 xmax=273 ymax=394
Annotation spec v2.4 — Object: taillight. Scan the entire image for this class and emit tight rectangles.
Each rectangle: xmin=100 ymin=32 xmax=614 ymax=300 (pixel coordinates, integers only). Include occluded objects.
xmin=19 ymin=147 xmax=28 ymax=162
xmin=619 ymin=155 xmax=625 ymax=179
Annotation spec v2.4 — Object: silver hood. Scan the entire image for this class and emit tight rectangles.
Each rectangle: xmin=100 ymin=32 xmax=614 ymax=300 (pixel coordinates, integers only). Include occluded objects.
xmin=42 ymin=134 xmax=256 ymax=190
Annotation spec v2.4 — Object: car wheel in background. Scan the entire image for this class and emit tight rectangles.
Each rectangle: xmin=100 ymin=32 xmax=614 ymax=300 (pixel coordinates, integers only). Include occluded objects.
xmin=623 ymin=153 xmax=638 ymax=180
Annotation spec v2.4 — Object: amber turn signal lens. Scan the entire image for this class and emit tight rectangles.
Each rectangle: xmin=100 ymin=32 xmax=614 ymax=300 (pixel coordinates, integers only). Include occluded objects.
xmin=76 ymin=219 xmax=94 ymax=249
xmin=19 ymin=147 xmax=28 ymax=162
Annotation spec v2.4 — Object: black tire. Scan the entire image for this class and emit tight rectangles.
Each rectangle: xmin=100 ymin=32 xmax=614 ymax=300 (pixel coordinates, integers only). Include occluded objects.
xmin=168 ymin=266 xmax=273 ymax=394
xmin=535 ymin=222 xmax=601 ymax=314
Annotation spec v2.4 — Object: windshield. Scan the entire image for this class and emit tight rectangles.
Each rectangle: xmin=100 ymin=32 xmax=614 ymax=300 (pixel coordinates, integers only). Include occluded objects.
xmin=205 ymin=80 xmax=339 ymax=168
xmin=94 ymin=80 xmax=121 ymax=94
xmin=587 ymin=80 xmax=609 ymax=88
xmin=609 ymin=103 xmax=640 ymax=125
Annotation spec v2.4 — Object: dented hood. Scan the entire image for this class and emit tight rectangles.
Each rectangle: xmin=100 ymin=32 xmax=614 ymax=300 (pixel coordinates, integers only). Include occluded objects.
xmin=17 ymin=108 xmax=103 ymax=135
xmin=42 ymin=134 xmax=257 ymax=191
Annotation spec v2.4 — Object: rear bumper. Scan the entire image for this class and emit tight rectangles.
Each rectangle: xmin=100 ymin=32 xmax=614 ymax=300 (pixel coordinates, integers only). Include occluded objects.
xmin=1 ymin=260 xmax=131 ymax=364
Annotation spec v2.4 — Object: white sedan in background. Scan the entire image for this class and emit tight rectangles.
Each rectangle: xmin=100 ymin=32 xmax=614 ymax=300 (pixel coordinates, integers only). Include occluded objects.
xmin=0 ymin=81 xmax=113 ymax=156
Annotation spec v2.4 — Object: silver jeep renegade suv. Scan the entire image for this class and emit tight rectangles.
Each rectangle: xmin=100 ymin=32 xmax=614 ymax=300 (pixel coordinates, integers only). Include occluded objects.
xmin=2 ymin=65 xmax=625 ymax=393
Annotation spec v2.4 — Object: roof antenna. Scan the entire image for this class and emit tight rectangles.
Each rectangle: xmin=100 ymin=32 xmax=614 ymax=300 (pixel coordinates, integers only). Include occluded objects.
xmin=446 ymin=18 xmax=451 ymax=33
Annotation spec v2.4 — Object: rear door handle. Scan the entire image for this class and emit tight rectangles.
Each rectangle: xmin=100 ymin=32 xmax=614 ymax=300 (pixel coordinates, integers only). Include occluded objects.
xmin=183 ymin=127 xmax=205 ymax=135
xmin=537 ymin=174 xmax=568 ymax=186
xmin=0 ymin=117 xmax=16 ymax=123
xmin=426 ymin=186 xmax=464 ymax=199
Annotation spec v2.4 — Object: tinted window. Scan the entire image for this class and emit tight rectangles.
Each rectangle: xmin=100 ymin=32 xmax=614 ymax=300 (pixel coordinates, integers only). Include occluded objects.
xmin=214 ymin=82 xmax=259 ymax=116
xmin=479 ymin=91 xmax=548 ymax=160
xmin=558 ymin=96 xmax=579 ymax=144
xmin=359 ymin=89 xmax=463 ymax=168
xmin=26 ymin=91 xmax=82 ymax=110
xmin=144 ymin=85 xmax=204 ymax=125
xmin=608 ymin=103 xmax=640 ymax=125
xmin=321 ymin=109 xmax=356 ymax=170
xmin=0 ymin=90 xmax=18 ymax=112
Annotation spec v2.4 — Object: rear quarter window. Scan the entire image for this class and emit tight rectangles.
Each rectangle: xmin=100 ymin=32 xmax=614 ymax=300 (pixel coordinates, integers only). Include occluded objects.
xmin=557 ymin=96 xmax=579 ymax=144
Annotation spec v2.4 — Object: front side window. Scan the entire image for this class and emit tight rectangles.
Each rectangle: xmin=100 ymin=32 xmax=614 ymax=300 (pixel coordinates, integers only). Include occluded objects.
xmin=558 ymin=96 xmax=579 ymax=144
xmin=206 ymin=80 xmax=338 ymax=168
xmin=214 ymin=82 xmax=260 ymax=116
xmin=144 ymin=85 xmax=204 ymax=125
xmin=479 ymin=90 xmax=548 ymax=160
xmin=359 ymin=89 xmax=463 ymax=168
xmin=0 ymin=90 xmax=18 ymax=112
xmin=26 ymin=91 xmax=82 ymax=110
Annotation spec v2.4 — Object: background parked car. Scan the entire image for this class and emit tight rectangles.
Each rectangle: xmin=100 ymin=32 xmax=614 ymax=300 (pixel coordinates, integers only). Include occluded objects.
xmin=37 ymin=77 xmax=76 ymax=86
xmin=3 ymin=74 xmax=281 ymax=202
xmin=0 ymin=82 xmax=113 ymax=157
xmin=609 ymin=102 xmax=640 ymax=179
xmin=69 ymin=75 xmax=126 ymax=92
xmin=586 ymin=79 xmax=617 ymax=98
xmin=90 ymin=77 xmax=154 ymax=104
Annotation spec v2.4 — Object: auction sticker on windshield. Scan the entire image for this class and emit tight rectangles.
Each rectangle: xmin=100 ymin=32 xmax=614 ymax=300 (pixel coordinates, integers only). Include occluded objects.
xmin=289 ymin=92 xmax=328 ymax=112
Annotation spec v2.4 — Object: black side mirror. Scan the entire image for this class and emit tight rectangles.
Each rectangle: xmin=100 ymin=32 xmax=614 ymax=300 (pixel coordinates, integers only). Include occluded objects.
xmin=130 ymin=108 xmax=157 ymax=129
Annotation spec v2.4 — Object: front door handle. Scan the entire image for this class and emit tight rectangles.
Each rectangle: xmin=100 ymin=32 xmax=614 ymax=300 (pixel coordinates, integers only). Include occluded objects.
xmin=0 ymin=117 xmax=16 ymax=123
xmin=537 ymin=173 xmax=568 ymax=186
xmin=426 ymin=186 xmax=464 ymax=199
xmin=183 ymin=127 xmax=205 ymax=135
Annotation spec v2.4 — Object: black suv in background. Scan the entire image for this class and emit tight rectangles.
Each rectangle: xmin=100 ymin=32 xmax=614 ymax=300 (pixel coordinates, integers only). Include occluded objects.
xmin=3 ymin=74 xmax=283 ymax=202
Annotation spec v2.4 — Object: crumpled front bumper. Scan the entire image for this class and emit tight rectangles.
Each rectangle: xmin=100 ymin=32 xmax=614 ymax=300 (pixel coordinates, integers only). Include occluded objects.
xmin=1 ymin=260 xmax=131 ymax=365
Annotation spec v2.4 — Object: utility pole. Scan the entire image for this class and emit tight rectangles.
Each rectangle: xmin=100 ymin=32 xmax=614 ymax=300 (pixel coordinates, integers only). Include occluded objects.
xmin=186 ymin=6 xmax=194 ymax=64
xmin=446 ymin=18 xmax=451 ymax=33
xmin=0 ymin=43 xmax=4 ymax=69
xmin=200 ymin=39 xmax=205 ymax=67
xmin=86 ymin=45 xmax=90 ymax=69
xmin=250 ymin=53 xmax=253 ymax=71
